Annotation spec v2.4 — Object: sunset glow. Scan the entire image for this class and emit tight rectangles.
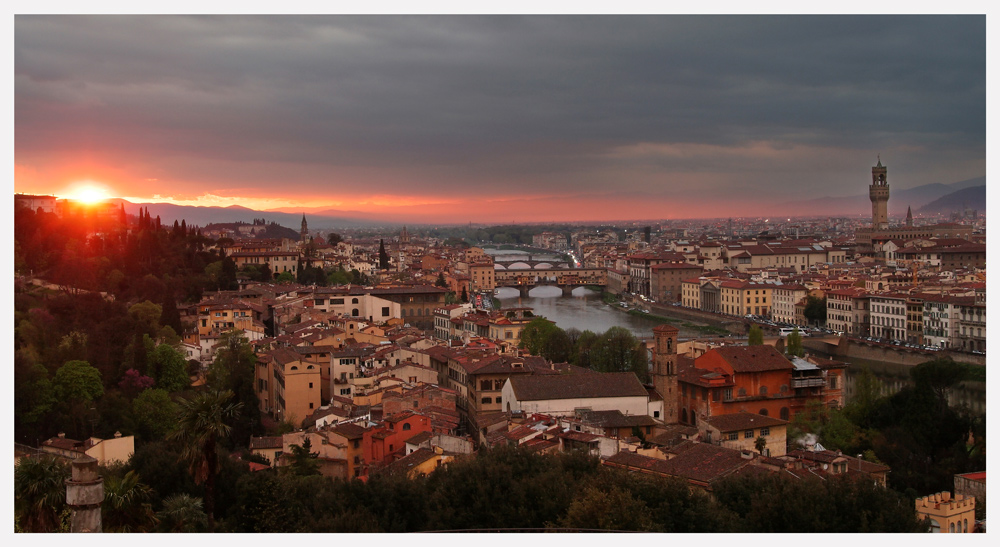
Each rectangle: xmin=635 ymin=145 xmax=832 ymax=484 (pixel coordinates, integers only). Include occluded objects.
xmin=64 ymin=183 xmax=111 ymax=205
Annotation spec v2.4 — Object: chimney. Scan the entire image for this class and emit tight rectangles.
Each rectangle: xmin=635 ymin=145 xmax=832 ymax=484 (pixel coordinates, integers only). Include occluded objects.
xmin=114 ymin=431 xmax=122 ymax=438
xmin=58 ymin=432 xmax=66 ymax=439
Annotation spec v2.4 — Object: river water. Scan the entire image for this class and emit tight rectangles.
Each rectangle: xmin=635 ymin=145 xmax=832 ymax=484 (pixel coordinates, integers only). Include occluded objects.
xmin=495 ymin=285 xmax=707 ymax=339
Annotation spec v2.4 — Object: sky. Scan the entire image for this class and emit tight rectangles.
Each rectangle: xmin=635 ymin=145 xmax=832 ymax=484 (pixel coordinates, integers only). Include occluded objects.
xmin=14 ymin=15 xmax=986 ymax=223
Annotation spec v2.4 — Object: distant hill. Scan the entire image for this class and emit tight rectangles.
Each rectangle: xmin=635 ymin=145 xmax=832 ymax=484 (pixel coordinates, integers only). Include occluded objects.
xmin=916 ymin=185 xmax=985 ymax=215
xmin=108 ymin=199 xmax=381 ymax=229
xmin=779 ymin=176 xmax=985 ymax=217
xmin=202 ymin=221 xmax=301 ymax=240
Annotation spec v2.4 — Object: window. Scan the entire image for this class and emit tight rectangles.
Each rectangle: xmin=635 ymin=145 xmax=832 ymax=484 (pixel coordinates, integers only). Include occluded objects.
xmin=745 ymin=430 xmax=754 ymax=439
xmin=331 ymin=298 xmax=344 ymax=305
xmin=402 ymin=423 xmax=411 ymax=431
xmin=829 ymin=376 xmax=838 ymax=389
xmin=481 ymin=397 xmax=492 ymax=404
xmin=352 ymin=298 xmax=359 ymax=304
xmin=713 ymin=389 xmax=721 ymax=401
xmin=352 ymin=440 xmax=360 ymax=449
xmin=760 ymin=427 xmax=769 ymax=437
xmin=309 ymin=382 xmax=313 ymax=389
xmin=759 ymin=386 xmax=767 ymax=396
xmin=653 ymin=410 xmax=660 ymax=418
xmin=728 ymin=432 xmax=738 ymax=441
xmin=382 ymin=306 xmax=390 ymax=316
xmin=309 ymin=403 xmax=314 ymax=409
xmin=495 ymin=397 xmax=501 ymax=405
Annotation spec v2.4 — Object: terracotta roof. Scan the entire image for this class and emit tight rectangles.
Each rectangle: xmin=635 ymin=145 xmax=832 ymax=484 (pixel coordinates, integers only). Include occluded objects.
xmin=328 ymin=422 xmax=367 ymax=440
xmin=508 ymin=372 xmax=648 ymax=401
xmin=577 ymin=409 xmax=659 ymax=429
xmin=382 ymin=447 xmax=437 ymax=474
xmin=703 ymin=412 xmax=787 ymax=433
xmin=705 ymin=345 xmax=795 ymax=373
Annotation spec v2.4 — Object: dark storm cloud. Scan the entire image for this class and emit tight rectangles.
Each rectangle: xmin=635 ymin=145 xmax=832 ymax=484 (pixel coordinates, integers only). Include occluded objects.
xmin=15 ymin=15 xmax=985 ymax=197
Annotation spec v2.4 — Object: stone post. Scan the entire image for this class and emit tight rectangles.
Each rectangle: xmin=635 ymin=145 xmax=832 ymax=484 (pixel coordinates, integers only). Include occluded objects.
xmin=65 ymin=455 xmax=104 ymax=533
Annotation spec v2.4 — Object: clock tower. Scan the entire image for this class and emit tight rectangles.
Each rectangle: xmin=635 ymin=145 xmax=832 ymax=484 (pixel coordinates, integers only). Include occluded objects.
xmin=870 ymin=157 xmax=890 ymax=230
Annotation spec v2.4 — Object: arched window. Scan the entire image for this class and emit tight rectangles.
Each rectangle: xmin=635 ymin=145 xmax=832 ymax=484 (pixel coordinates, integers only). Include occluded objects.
xmin=290 ymin=366 xmax=298 ymax=370
xmin=964 ymin=519 xmax=968 ymax=533
xmin=352 ymin=308 xmax=360 ymax=317
xmin=759 ymin=408 xmax=768 ymax=417
xmin=929 ymin=519 xmax=940 ymax=533
xmin=681 ymin=408 xmax=688 ymax=424
xmin=760 ymin=386 xmax=768 ymax=396
xmin=352 ymin=298 xmax=359 ymax=304
xmin=402 ymin=423 xmax=411 ymax=431
xmin=949 ymin=523 xmax=955 ymax=533
xmin=690 ymin=410 xmax=697 ymax=426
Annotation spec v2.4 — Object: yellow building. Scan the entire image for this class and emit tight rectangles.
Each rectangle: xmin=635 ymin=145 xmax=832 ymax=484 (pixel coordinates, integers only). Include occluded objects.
xmin=915 ymin=492 xmax=976 ymax=533
xmin=720 ymin=280 xmax=772 ymax=317
xmin=700 ymin=412 xmax=788 ymax=457
xmin=257 ymin=348 xmax=323 ymax=428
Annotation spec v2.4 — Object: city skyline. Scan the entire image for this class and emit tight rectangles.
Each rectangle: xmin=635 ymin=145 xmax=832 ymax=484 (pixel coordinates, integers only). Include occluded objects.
xmin=15 ymin=15 xmax=986 ymax=223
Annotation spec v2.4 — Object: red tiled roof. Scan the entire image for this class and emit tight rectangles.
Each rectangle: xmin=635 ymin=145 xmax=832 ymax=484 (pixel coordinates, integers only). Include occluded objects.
xmin=508 ymin=372 xmax=647 ymax=401
xmin=702 ymin=345 xmax=794 ymax=373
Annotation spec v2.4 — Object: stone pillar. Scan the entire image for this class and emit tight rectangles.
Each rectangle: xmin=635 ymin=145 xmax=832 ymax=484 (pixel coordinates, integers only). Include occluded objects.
xmin=65 ymin=455 xmax=104 ymax=533
xmin=519 ymin=286 xmax=531 ymax=298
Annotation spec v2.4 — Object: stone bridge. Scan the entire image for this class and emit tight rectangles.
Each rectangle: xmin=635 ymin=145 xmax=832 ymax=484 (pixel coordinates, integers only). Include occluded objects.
xmin=494 ymin=267 xmax=607 ymax=297
xmin=492 ymin=255 xmax=571 ymax=270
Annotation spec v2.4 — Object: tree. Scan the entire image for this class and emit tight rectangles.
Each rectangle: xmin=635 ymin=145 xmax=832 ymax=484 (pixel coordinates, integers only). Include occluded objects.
xmin=169 ymin=389 xmax=242 ymax=532
xmin=275 ymin=271 xmax=295 ymax=284
xmin=378 ymin=239 xmax=390 ymax=270
xmin=804 ymin=296 xmax=827 ymax=326
xmin=786 ymin=328 xmax=804 ymax=357
xmin=590 ymin=327 xmax=649 ymax=382
xmin=150 ymin=343 xmax=190 ymax=393
xmin=285 ymin=438 xmax=321 ymax=476
xmin=131 ymin=388 xmax=179 ymax=442
xmin=119 ymin=368 xmax=156 ymax=398
xmin=208 ymin=331 xmax=260 ymax=447
xmin=518 ymin=317 xmax=559 ymax=355
xmin=53 ymin=359 xmax=104 ymax=437
xmin=559 ymin=486 xmax=655 ymax=531
xmin=748 ymin=324 xmax=764 ymax=346
xmin=326 ymin=232 xmax=343 ymax=246
xmin=102 ymin=468 xmax=158 ymax=532
xmin=754 ymin=435 xmax=768 ymax=454
xmin=435 ymin=272 xmax=447 ymax=288
xmin=14 ymin=456 xmax=69 ymax=532
xmin=156 ymin=493 xmax=208 ymax=533
xmin=460 ymin=286 xmax=468 ymax=303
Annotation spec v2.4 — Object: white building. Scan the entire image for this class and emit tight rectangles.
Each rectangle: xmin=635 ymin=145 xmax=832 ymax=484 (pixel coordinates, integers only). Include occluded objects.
xmin=502 ymin=372 xmax=650 ymax=418
xmin=869 ymin=293 xmax=908 ymax=342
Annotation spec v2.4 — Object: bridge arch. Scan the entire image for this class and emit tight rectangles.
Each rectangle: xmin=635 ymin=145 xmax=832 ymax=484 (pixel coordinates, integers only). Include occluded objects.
xmin=507 ymin=261 xmax=532 ymax=270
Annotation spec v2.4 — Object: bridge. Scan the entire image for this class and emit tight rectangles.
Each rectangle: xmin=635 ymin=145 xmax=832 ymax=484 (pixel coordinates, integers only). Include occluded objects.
xmin=491 ymin=254 xmax=571 ymax=270
xmin=494 ymin=268 xmax=607 ymax=297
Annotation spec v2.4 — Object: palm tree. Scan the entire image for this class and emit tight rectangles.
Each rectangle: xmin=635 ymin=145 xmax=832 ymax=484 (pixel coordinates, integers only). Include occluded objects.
xmin=14 ymin=456 xmax=69 ymax=532
xmin=102 ymin=468 xmax=157 ymax=532
xmin=169 ymin=389 xmax=241 ymax=532
xmin=156 ymin=493 xmax=208 ymax=533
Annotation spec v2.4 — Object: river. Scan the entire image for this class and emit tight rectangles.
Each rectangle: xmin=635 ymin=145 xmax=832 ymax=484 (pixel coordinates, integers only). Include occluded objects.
xmin=495 ymin=285 xmax=709 ymax=339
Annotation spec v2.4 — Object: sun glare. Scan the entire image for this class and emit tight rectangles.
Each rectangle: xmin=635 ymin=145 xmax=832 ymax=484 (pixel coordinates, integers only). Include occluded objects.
xmin=68 ymin=184 xmax=111 ymax=204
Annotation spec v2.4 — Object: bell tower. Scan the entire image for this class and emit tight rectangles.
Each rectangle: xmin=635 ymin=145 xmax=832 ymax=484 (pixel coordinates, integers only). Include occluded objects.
xmin=652 ymin=324 xmax=679 ymax=424
xmin=870 ymin=156 xmax=890 ymax=230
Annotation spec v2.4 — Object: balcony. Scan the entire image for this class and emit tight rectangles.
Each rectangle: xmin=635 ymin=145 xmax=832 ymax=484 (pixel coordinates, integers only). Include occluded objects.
xmin=792 ymin=377 xmax=826 ymax=389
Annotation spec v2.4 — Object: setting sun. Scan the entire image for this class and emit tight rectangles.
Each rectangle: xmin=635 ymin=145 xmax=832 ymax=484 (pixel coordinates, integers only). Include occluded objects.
xmin=66 ymin=184 xmax=111 ymax=204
